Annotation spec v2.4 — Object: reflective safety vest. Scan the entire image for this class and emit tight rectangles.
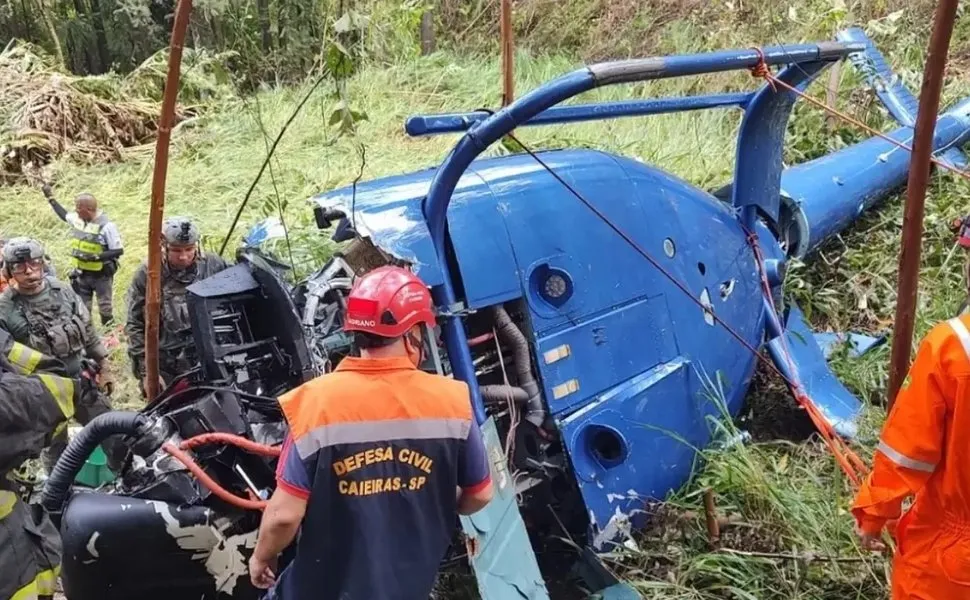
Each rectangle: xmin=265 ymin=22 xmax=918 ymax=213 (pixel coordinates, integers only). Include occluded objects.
xmin=272 ymin=356 xmax=478 ymax=600
xmin=69 ymin=213 xmax=110 ymax=272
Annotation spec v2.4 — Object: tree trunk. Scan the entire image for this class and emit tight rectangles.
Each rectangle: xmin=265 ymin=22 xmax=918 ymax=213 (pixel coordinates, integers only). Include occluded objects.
xmin=19 ymin=0 xmax=32 ymax=39
xmin=256 ymin=0 xmax=271 ymax=52
xmin=39 ymin=2 xmax=67 ymax=69
xmin=88 ymin=0 xmax=110 ymax=73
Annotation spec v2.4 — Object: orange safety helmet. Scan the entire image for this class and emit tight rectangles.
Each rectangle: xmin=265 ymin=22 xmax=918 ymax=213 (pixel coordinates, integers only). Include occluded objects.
xmin=343 ymin=266 xmax=436 ymax=339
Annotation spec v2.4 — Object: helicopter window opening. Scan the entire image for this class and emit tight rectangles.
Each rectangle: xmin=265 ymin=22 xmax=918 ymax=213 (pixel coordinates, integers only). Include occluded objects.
xmin=697 ymin=262 xmax=706 ymax=276
xmin=590 ymin=427 xmax=626 ymax=467
xmin=720 ymin=279 xmax=735 ymax=300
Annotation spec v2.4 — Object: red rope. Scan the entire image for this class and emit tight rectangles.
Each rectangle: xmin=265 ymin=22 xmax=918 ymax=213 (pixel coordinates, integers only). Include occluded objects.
xmin=749 ymin=51 xmax=970 ymax=182
xmin=744 ymin=227 xmax=868 ymax=486
xmin=508 ymin=129 xmax=870 ymax=486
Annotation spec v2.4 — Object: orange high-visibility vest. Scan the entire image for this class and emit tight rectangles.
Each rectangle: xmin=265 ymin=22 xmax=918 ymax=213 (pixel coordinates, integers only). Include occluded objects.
xmin=852 ymin=314 xmax=970 ymax=599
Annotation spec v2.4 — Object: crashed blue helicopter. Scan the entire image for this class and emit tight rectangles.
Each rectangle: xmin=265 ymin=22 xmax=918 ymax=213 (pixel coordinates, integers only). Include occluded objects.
xmin=48 ymin=27 xmax=970 ymax=600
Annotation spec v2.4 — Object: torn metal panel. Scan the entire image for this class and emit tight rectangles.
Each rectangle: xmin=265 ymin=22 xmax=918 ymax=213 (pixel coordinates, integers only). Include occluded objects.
xmin=813 ymin=331 xmax=887 ymax=360
xmin=558 ymin=359 xmax=715 ymax=551
xmin=459 ymin=418 xmax=550 ymax=600
xmin=766 ymin=305 xmax=863 ymax=439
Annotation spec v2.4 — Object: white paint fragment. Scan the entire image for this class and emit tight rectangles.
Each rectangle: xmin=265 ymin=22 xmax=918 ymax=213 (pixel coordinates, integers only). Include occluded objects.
xmin=207 ymin=530 xmax=258 ymax=595
xmin=700 ymin=288 xmax=715 ymax=326
xmin=592 ymin=505 xmax=635 ymax=551
xmin=148 ymin=500 xmax=217 ymax=561
xmin=86 ymin=531 xmax=101 ymax=559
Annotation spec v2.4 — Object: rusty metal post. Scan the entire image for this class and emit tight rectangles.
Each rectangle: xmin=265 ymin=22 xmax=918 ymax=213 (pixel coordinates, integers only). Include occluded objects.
xmin=500 ymin=0 xmax=513 ymax=106
xmin=420 ymin=10 xmax=435 ymax=55
xmin=887 ymin=0 xmax=959 ymax=408
xmin=146 ymin=0 xmax=193 ymax=400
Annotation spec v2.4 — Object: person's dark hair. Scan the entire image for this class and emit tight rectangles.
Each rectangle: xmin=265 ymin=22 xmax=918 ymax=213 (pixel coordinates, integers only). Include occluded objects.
xmin=353 ymin=331 xmax=399 ymax=349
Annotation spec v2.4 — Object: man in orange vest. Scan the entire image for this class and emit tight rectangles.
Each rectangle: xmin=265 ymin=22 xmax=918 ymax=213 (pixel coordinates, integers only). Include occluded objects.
xmin=249 ymin=266 xmax=494 ymax=599
xmin=852 ymin=314 xmax=970 ymax=599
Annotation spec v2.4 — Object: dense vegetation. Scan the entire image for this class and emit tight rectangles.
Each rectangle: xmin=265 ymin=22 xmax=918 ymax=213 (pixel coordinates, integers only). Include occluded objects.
xmin=4 ymin=0 xmax=970 ymax=597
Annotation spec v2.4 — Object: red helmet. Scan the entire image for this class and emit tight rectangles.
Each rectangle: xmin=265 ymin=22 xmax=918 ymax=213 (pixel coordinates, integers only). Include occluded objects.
xmin=343 ymin=266 xmax=436 ymax=338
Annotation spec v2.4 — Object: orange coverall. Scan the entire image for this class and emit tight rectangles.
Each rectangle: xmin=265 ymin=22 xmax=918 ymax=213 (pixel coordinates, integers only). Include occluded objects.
xmin=852 ymin=314 xmax=970 ymax=599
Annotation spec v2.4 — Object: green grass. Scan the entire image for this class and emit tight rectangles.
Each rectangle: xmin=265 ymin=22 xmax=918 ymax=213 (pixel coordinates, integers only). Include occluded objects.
xmin=4 ymin=1 xmax=970 ymax=597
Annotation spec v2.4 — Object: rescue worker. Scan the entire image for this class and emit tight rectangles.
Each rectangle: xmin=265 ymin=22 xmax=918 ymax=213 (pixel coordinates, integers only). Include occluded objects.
xmin=42 ymin=185 xmax=124 ymax=326
xmin=0 ymin=327 xmax=99 ymax=600
xmin=0 ymin=237 xmax=116 ymax=472
xmin=852 ymin=313 xmax=970 ymax=599
xmin=249 ymin=266 xmax=494 ymax=599
xmin=125 ymin=216 xmax=228 ymax=395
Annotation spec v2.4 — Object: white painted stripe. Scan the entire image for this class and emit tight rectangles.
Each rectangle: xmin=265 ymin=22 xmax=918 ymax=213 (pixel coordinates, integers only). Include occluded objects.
xmin=877 ymin=440 xmax=936 ymax=473
xmin=947 ymin=318 xmax=970 ymax=361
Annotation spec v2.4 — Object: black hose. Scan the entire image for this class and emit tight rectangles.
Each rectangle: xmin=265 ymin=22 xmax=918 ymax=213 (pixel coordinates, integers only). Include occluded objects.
xmin=42 ymin=411 xmax=144 ymax=519
xmin=480 ymin=384 xmax=530 ymax=404
xmin=491 ymin=306 xmax=546 ymax=427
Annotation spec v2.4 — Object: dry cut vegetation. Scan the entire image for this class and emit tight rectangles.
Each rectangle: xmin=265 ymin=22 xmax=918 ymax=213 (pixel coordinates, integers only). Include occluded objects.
xmin=0 ymin=41 xmax=234 ymax=184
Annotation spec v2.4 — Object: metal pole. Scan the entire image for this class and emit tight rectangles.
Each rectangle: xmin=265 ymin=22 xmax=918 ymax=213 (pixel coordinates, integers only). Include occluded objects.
xmin=500 ymin=0 xmax=513 ymax=106
xmin=887 ymin=0 xmax=959 ymax=408
xmin=146 ymin=0 xmax=193 ymax=400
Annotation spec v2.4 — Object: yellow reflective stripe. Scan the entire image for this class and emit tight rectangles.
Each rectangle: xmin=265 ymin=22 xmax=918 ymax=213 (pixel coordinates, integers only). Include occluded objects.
xmin=75 ymin=240 xmax=103 ymax=253
xmin=7 ymin=342 xmax=43 ymax=375
xmin=10 ymin=567 xmax=60 ymax=600
xmin=0 ymin=490 xmax=16 ymax=520
xmin=35 ymin=568 xmax=58 ymax=595
xmin=37 ymin=373 xmax=74 ymax=420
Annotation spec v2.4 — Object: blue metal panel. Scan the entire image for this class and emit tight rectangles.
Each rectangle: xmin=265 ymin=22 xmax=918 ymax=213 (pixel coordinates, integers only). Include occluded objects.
xmin=780 ymin=111 xmax=970 ymax=258
xmin=405 ymin=93 xmax=751 ymax=137
xmin=536 ymin=295 xmax=679 ymax=415
xmin=419 ymin=42 xmax=859 ymax=426
xmin=837 ymin=27 xmax=919 ymax=127
xmin=558 ymin=359 xmax=705 ymax=551
xmin=460 ymin=418 xmax=549 ymax=599
xmin=731 ymin=60 xmax=834 ymax=223
xmin=814 ymin=332 xmax=887 ymax=360
xmin=766 ymin=305 xmax=863 ymax=438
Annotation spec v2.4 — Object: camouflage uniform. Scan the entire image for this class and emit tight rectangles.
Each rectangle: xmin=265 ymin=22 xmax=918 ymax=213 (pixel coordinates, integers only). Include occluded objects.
xmin=125 ymin=252 xmax=228 ymax=388
xmin=0 ymin=278 xmax=113 ymax=471
xmin=0 ymin=329 xmax=83 ymax=600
